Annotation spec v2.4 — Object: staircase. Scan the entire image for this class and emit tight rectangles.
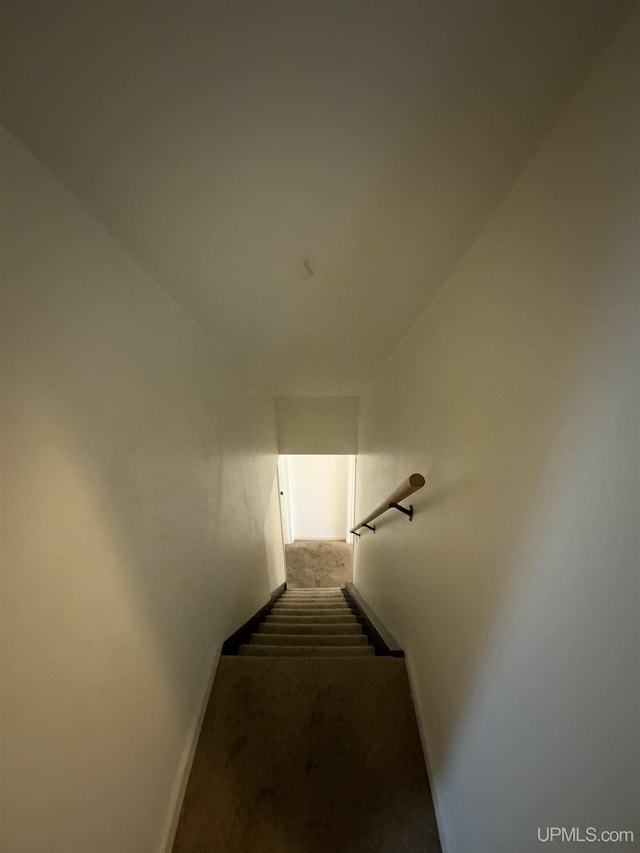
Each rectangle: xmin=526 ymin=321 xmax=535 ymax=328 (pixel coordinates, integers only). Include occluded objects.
xmin=172 ymin=586 xmax=441 ymax=853
xmin=239 ymin=587 xmax=374 ymax=657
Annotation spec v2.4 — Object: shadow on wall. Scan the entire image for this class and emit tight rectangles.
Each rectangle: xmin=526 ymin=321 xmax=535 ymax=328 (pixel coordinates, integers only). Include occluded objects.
xmin=0 ymin=131 xmax=280 ymax=851
xmin=2 ymin=334 xmax=276 ymax=716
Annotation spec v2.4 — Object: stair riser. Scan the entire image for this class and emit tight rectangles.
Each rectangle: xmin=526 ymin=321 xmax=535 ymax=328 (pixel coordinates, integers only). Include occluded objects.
xmin=283 ymin=589 xmax=344 ymax=593
xmin=284 ymin=587 xmax=342 ymax=592
xmin=277 ymin=595 xmax=347 ymax=604
xmin=282 ymin=589 xmax=344 ymax=598
xmin=276 ymin=599 xmax=348 ymax=605
xmin=281 ymin=598 xmax=346 ymax=603
xmin=266 ymin=616 xmax=357 ymax=624
xmin=250 ymin=634 xmax=368 ymax=646
xmin=271 ymin=606 xmax=353 ymax=616
xmin=278 ymin=595 xmax=347 ymax=604
xmin=282 ymin=591 xmax=344 ymax=595
xmin=259 ymin=624 xmax=362 ymax=635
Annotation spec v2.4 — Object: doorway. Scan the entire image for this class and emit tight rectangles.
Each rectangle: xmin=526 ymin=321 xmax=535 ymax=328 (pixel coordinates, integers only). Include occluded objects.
xmin=277 ymin=454 xmax=356 ymax=589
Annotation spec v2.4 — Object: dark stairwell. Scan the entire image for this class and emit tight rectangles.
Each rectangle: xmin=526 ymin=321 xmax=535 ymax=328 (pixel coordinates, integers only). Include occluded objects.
xmin=172 ymin=586 xmax=441 ymax=852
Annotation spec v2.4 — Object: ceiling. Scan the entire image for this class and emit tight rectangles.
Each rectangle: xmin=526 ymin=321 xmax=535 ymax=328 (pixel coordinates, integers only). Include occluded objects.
xmin=0 ymin=1 xmax=633 ymax=395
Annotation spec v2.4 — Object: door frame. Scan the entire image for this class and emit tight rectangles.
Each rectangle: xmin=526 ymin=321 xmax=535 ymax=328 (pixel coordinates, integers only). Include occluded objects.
xmin=277 ymin=455 xmax=295 ymax=544
xmin=345 ymin=454 xmax=357 ymax=544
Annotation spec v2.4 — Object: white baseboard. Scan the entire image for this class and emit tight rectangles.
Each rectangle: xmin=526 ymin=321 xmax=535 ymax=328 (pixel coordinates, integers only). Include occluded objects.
xmin=158 ymin=644 xmax=221 ymax=853
xmin=346 ymin=583 xmax=451 ymax=850
xmin=403 ymin=651 xmax=454 ymax=853
xmin=345 ymin=582 xmax=402 ymax=652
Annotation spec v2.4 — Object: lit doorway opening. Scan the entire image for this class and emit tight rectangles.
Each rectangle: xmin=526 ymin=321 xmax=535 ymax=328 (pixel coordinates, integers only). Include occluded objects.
xmin=277 ymin=455 xmax=356 ymax=589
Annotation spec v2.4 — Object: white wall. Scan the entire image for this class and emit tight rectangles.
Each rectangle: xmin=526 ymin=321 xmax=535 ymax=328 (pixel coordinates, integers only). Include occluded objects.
xmin=287 ymin=455 xmax=350 ymax=540
xmin=0 ymin=128 xmax=281 ymax=853
xmin=275 ymin=396 xmax=359 ymax=454
xmin=354 ymin=13 xmax=639 ymax=853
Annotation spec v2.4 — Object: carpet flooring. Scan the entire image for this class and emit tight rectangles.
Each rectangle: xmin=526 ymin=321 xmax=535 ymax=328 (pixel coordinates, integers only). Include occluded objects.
xmin=172 ymin=656 xmax=441 ymax=853
xmin=285 ymin=539 xmax=353 ymax=588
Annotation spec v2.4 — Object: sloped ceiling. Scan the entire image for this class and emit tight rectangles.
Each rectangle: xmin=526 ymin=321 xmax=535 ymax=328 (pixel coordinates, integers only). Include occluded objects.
xmin=0 ymin=0 xmax=633 ymax=394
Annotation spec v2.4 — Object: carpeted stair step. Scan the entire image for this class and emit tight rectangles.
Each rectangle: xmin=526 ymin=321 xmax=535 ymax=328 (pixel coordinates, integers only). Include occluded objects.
xmin=259 ymin=622 xmax=362 ymax=635
xmin=279 ymin=594 xmax=347 ymax=605
xmin=284 ymin=587 xmax=342 ymax=593
xmin=280 ymin=599 xmax=347 ymax=606
xmin=276 ymin=596 xmax=349 ymax=607
xmin=249 ymin=633 xmax=369 ymax=646
xmin=238 ymin=644 xmax=374 ymax=657
xmin=273 ymin=608 xmax=352 ymax=617
xmin=173 ymin=657 xmax=438 ymax=852
xmin=274 ymin=609 xmax=353 ymax=615
xmin=281 ymin=597 xmax=345 ymax=602
xmin=282 ymin=589 xmax=344 ymax=598
xmin=266 ymin=614 xmax=357 ymax=624
xmin=282 ymin=589 xmax=344 ymax=594
xmin=277 ymin=596 xmax=348 ymax=603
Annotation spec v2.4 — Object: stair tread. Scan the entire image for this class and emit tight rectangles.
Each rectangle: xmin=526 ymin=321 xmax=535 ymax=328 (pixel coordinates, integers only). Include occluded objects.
xmin=239 ymin=645 xmax=374 ymax=657
xmin=277 ymin=599 xmax=349 ymax=604
xmin=276 ymin=600 xmax=349 ymax=605
xmin=282 ymin=592 xmax=344 ymax=596
xmin=281 ymin=599 xmax=346 ymax=604
xmin=266 ymin=615 xmax=357 ymax=623
xmin=281 ymin=597 xmax=345 ymax=602
xmin=282 ymin=596 xmax=345 ymax=600
xmin=250 ymin=633 xmax=368 ymax=646
xmin=279 ymin=608 xmax=347 ymax=611
xmin=259 ymin=623 xmax=362 ymax=634
xmin=284 ymin=587 xmax=342 ymax=592
xmin=273 ymin=609 xmax=352 ymax=616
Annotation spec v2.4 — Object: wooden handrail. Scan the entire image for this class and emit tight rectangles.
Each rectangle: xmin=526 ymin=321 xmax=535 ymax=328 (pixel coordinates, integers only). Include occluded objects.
xmin=350 ymin=473 xmax=426 ymax=533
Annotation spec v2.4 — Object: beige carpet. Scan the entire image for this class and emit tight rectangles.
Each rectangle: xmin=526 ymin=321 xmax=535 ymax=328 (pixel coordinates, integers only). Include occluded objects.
xmin=285 ymin=539 xmax=353 ymax=588
xmin=173 ymin=657 xmax=441 ymax=853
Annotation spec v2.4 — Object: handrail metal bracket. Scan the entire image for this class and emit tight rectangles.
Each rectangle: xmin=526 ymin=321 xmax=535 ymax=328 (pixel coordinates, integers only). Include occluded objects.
xmin=350 ymin=473 xmax=424 ymax=535
xmin=353 ymin=531 xmax=361 ymax=538
xmin=389 ymin=502 xmax=414 ymax=521
xmin=363 ymin=523 xmax=376 ymax=533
